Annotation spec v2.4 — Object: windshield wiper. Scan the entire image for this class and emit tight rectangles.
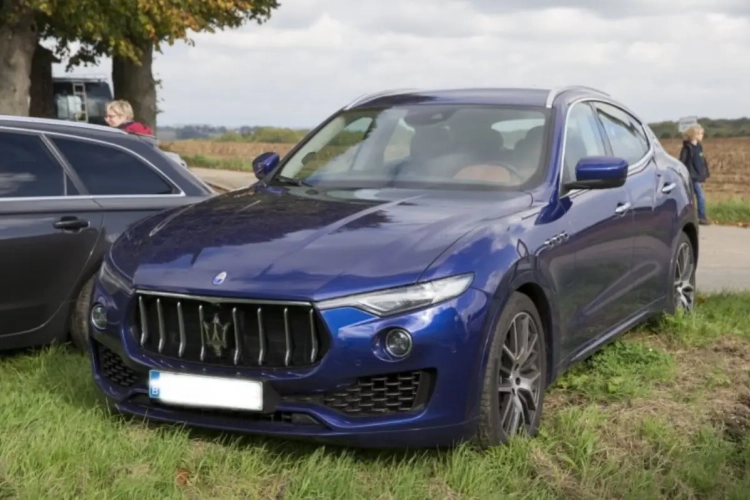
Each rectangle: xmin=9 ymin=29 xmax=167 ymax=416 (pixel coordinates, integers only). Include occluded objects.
xmin=274 ymin=176 xmax=310 ymax=187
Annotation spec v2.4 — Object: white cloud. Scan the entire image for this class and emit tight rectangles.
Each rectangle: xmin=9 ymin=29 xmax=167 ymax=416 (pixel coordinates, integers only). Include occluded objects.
xmin=53 ymin=1 xmax=750 ymax=127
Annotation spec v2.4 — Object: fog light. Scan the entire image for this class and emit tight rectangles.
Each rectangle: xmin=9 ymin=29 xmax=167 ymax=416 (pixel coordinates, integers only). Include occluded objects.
xmin=91 ymin=303 xmax=107 ymax=330
xmin=385 ymin=329 xmax=413 ymax=358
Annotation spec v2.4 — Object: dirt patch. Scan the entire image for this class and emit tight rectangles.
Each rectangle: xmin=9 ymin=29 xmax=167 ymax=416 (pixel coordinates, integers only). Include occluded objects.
xmin=545 ymin=336 xmax=750 ymax=448
xmin=717 ymin=392 xmax=750 ymax=443
xmin=426 ymin=477 xmax=461 ymax=500
xmin=164 ymin=140 xmax=294 ymax=161
xmin=661 ymin=137 xmax=750 ymax=199
xmin=712 ymin=337 xmax=750 ymax=360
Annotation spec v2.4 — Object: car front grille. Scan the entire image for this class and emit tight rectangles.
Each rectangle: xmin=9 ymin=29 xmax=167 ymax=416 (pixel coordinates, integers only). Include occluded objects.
xmin=322 ymin=370 xmax=434 ymax=416
xmin=132 ymin=292 xmax=329 ymax=368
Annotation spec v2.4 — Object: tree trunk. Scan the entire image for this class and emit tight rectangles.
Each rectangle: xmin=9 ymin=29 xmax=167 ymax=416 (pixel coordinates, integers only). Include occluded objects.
xmin=0 ymin=2 xmax=37 ymax=116
xmin=112 ymin=42 xmax=157 ymax=130
xmin=29 ymin=43 xmax=57 ymax=118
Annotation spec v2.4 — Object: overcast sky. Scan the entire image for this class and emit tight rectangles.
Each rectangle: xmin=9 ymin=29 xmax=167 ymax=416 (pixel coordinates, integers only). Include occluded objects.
xmin=53 ymin=0 xmax=749 ymax=128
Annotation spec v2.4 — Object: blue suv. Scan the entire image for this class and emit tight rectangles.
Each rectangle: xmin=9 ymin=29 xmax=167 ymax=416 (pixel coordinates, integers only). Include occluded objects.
xmin=88 ymin=86 xmax=698 ymax=449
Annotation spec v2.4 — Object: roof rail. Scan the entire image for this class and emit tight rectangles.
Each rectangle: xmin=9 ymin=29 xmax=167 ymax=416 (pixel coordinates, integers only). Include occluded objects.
xmin=545 ymin=85 xmax=609 ymax=108
xmin=0 ymin=115 xmax=126 ymax=134
xmin=343 ymin=88 xmax=420 ymax=110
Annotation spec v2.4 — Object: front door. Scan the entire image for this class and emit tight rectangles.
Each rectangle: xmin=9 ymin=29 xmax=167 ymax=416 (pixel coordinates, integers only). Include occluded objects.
xmin=564 ymin=188 xmax=635 ymax=357
xmin=556 ymin=101 xmax=635 ymax=360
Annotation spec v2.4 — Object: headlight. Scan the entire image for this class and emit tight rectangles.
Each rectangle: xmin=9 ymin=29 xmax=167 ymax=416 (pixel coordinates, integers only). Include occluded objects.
xmin=98 ymin=259 xmax=133 ymax=295
xmin=316 ymin=273 xmax=474 ymax=317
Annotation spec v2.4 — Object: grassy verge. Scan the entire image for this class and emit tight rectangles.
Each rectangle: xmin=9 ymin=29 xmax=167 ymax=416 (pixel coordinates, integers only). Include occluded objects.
xmin=181 ymin=154 xmax=253 ymax=171
xmin=3 ymin=294 xmax=748 ymax=498
xmin=707 ymin=198 xmax=750 ymax=226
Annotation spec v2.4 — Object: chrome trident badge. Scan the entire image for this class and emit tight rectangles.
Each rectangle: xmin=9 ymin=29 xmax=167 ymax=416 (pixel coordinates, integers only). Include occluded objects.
xmin=201 ymin=313 xmax=231 ymax=357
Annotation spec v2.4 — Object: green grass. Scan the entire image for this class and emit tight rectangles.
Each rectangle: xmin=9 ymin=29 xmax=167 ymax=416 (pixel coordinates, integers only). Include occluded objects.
xmin=181 ymin=154 xmax=253 ymax=171
xmin=2 ymin=294 xmax=750 ymax=498
xmin=706 ymin=198 xmax=750 ymax=226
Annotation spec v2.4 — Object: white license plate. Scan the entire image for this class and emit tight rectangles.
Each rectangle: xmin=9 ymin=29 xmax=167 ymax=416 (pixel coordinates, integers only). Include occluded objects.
xmin=148 ymin=370 xmax=263 ymax=412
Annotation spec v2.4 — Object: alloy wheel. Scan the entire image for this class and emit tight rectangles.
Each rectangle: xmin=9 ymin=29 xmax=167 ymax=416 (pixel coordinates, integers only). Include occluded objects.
xmin=497 ymin=312 xmax=543 ymax=436
xmin=674 ymin=242 xmax=695 ymax=312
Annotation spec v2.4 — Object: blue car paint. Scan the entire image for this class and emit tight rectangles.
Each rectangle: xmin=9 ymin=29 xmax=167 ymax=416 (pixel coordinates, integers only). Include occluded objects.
xmin=89 ymin=87 xmax=698 ymax=448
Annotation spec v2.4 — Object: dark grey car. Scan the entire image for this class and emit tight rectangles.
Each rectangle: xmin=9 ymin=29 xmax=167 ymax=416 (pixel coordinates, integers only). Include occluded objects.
xmin=0 ymin=116 xmax=214 ymax=352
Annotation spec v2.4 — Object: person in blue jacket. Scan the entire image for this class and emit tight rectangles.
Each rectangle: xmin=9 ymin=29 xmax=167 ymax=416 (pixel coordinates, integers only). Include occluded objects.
xmin=679 ymin=124 xmax=711 ymax=225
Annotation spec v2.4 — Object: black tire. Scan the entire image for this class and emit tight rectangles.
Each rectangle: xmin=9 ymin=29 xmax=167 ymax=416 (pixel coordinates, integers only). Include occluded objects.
xmin=666 ymin=231 xmax=696 ymax=315
xmin=70 ymin=275 xmax=95 ymax=352
xmin=473 ymin=291 xmax=548 ymax=448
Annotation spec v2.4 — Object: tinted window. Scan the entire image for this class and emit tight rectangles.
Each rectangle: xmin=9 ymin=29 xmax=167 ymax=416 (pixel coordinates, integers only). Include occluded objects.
xmin=593 ymin=102 xmax=649 ymax=165
xmin=0 ymin=131 xmax=66 ymax=198
xmin=52 ymin=137 xmax=175 ymax=195
xmin=563 ymin=103 xmax=608 ymax=184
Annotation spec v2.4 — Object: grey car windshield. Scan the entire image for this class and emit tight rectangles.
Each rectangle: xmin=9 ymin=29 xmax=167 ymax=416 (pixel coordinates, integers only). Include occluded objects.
xmin=276 ymin=104 xmax=551 ymax=190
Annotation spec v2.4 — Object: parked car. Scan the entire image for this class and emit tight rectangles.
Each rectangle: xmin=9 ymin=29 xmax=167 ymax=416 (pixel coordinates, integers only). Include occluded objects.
xmin=0 ymin=115 xmax=214 ymax=352
xmin=88 ymin=86 xmax=698 ymax=449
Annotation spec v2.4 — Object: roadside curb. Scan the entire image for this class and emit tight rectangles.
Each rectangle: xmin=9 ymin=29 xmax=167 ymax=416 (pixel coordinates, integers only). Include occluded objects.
xmin=204 ymin=181 xmax=233 ymax=193
xmin=188 ymin=166 xmax=257 ymax=193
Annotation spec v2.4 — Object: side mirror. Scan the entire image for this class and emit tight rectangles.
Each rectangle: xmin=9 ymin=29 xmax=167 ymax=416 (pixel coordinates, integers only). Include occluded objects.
xmin=564 ymin=156 xmax=628 ymax=190
xmin=252 ymin=152 xmax=280 ymax=180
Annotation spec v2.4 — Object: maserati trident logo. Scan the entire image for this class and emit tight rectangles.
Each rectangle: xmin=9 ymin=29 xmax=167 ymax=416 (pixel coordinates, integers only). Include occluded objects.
xmin=212 ymin=271 xmax=227 ymax=285
xmin=201 ymin=313 xmax=231 ymax=356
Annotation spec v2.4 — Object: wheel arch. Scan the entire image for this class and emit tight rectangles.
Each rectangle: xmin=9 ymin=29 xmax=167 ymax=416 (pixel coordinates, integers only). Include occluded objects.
xmin=514 ymin=281 xmax=557 ymax=386
xmin=476 ymin=265 xmax=561 ymax=395
xmin=682 ymin=221 xmax=699 ymax=264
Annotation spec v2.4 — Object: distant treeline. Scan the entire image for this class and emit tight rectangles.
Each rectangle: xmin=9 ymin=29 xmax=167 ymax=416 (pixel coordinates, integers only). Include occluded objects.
xmin=157 ymin=125 xmax=309 ymax=143
xmin=158 ymin=117 xmax=750 ymax=143
xmin=649 ymin=117 xmax=750 ymax=139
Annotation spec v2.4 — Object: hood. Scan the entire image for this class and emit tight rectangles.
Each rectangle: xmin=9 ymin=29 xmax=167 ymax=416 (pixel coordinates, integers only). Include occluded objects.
xmin=111 ymin=185 xmax=532 ymax=301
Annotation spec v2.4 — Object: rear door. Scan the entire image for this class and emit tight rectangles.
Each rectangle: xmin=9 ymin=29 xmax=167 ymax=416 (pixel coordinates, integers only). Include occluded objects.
xmin=0 ymin=129 xmax=103 ymax=338
xmin=46 ymin=135 xmax=198 ymax=247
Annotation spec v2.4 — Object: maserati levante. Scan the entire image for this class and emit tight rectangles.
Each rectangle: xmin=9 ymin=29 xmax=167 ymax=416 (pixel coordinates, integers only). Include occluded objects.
xmin=87 ymin=86 xmax=698 ymax=448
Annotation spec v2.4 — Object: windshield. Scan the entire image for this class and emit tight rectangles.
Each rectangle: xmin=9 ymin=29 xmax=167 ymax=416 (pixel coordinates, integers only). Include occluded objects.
xmin=274 ymin=104 xmax=551 ymax=191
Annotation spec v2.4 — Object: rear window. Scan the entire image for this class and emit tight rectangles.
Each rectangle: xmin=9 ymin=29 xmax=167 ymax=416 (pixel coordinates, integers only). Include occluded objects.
xmin=51 ymin=137 xmax=175 ymax=196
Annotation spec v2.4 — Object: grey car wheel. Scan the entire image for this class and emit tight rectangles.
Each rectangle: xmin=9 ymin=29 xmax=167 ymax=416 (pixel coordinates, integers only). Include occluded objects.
xmin=474 ymin=292 xmax=547 ymax=448
xmin=669 ymin=232 xmax=696 ymax=314
xmin=70 ymin=275 xmax=95 ymax=352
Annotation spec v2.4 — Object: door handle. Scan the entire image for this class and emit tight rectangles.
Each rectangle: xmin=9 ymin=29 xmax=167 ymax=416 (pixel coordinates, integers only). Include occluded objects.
xmin=661 ymin=182 xmax=676 ymax=194
xmin=614 ymin=202 xmax=631 ymax=216
xmin=54 ymin=216 xmax=90 ymax=231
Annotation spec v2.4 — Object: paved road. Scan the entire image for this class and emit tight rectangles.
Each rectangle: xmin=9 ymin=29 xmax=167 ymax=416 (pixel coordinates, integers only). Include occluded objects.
xmin=189 ymin=168 xmax=750 ymax=293
xmin=191 ymin=167 xmax=256 ymax=192
xmin=696 ymin=225 xmax=750 ymax=293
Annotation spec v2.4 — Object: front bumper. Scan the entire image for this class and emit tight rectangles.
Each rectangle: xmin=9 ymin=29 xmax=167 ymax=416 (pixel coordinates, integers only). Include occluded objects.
xmin=89 ymin=284 xmax=492 ymax=448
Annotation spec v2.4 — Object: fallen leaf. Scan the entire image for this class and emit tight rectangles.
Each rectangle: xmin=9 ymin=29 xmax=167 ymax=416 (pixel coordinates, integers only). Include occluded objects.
xmin=175 ymin=467 xmax=192 ymax=487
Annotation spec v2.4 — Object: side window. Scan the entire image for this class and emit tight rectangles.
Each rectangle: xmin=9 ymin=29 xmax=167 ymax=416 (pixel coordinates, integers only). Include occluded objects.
xmin=51 ymin=137 xmax=175 ymax=195
xmin=593 ymin=102 xmax=649 ymax=166
xmin=563 ymin=103 xmax=607 ymax=184
xmin=0 ymin=131 xmax=66 ymax=198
